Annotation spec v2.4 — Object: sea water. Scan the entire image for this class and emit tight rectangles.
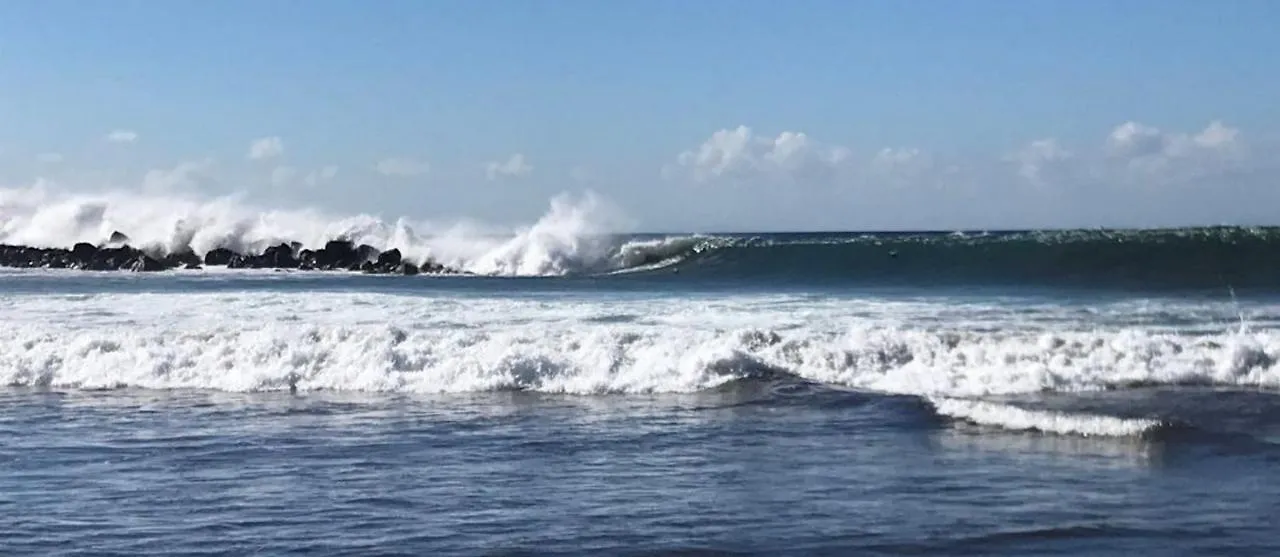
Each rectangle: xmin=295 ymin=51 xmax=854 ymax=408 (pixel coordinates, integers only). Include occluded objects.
xmin=2 ymin=193 xmax=1278 ymax=554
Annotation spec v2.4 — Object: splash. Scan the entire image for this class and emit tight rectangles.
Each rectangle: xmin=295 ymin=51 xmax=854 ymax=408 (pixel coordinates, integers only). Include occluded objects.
xmin=0 ymin=184 xmax=639 ymax=276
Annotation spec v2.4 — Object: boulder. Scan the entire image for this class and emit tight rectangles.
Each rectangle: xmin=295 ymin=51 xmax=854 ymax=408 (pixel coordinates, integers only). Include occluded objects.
xmin=91 ymin=246 xmax=141 ymax=271
xmin=204 ymin=247 xmax=237 ymax=266
xmin=71 ymin=242 xmax=97 ymax=264
xmin=163 ymin=251 xmax=201 ymax=269
xmin=376 ymin=248 xmax=402 ymax=268
xmin=107 ymin=231 xmax=131 ymax=245
xmin=127 ymin=254 xmax=165 ymax=272
xmin=0 ymin=238 xmax=466 ymax=275
xmin=316 ymin=240 xmax=358 ymax=269
xmin=226 ymin=254 xmax=251 ymax=269
xmin=356 ymin=244 xmax=381 ymax=263
xmin=261 ymin=243 xmax=299 ymax=268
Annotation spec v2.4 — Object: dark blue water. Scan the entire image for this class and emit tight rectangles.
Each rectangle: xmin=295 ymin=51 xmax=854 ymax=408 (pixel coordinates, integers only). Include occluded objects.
xmin=2 ymin=229 xmax=1279 ymax=555
xmin=3 ymin=388 xmax=1277 ymax=556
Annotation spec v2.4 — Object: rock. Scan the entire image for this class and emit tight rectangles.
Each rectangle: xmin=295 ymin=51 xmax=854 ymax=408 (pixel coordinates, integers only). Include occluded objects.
xmin=71 ymin=242 xmax=97 ymax=263
xmin=204 ymin=247 xmax=237 ymax=266
xmin=184 ymin=263 xmax=203 ymax=270
xmin=127 ymin=254 xmax=165 ymax=272
xmin=376 ymin=248 xmax=402 ymax=268
xmin=0 ymin=238 xmax=466 ymax=275
xmin=107 ymin=231 xmax=131 ymax=245
xmin=356 ymin=244 xmax=381 ymax=263
xmin=316 ymin=240 xmax=358 ymax=270
xmin=261 ymin=243 xmax=299 ymax=268
xmin=90 ymin=246 xmax=142 ymax=271
xmin=163 ymin=251 xmax=201 ymax=269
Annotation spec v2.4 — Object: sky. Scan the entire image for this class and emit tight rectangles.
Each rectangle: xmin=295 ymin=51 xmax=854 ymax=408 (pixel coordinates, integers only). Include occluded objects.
xmin=1 ymin=0 xmax=1278 ymax=232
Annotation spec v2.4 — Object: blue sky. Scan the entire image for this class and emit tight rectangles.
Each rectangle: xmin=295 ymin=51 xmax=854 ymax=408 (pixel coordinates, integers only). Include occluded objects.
xmin=1 ymin=0 xmax=1278 ymax=231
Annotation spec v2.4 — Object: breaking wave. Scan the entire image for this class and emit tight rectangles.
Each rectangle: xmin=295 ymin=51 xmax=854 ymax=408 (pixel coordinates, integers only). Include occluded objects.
xmin=927 ymin=397 xmax=1167 ymax=438
xmin=0 ymin=186 xmax=640 ymax=276
xmin=6 ymin=185 xmax=1280 ymax=288
xmin=4 ymin=292 xmax=1279 ymax=402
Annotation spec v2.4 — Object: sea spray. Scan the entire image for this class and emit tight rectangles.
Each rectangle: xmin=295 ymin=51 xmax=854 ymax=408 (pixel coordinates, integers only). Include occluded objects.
xmin=0 ymin=186 xmax=639 ymax=276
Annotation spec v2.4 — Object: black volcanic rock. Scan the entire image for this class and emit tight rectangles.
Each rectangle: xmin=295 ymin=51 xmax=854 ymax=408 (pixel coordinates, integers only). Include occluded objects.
xmin=163 ymin=251 xmax=202 ymax=269
xmin=261 ymin=243 xmax=299 ymax=268
xmin=0 ymin=237 xmax=462 ymax=276
xmin=356 ymin=244 xmax=381 ymax=263
xmin=315 ymin=240 xmax=358 ymax=270
xmin=128 ymin=254 xmax=165 ymax=272
xmin=107 ymin=231 xmax=131 ymax=245
xmin=90 ymin=246 xmax=142 ymax=271
xmin=376 ymin=248 xmax=402 ymax=268
xmin=71 ymin=242 xmax=97 ymax=264
xmin=226 ymin=254 xmax=250 ymax=269
xmin=204 ymin=248 xmax=237 ymax=266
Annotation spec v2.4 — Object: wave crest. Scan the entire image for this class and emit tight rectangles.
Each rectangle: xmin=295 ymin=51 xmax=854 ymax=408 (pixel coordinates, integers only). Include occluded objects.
xmin=928 ymin=397 xmax=1165 ymax=437
xmin=0 ymin=186 xmax=644 ymax=276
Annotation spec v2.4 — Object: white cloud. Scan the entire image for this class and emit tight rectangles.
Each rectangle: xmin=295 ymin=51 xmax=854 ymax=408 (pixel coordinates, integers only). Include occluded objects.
xmin=270 ymin=166 xmax=297 ymax=187
xmin=485 ymin=153 xmax=533 ymax=180
xmin=304 ymin=165 xmax=339 ymax=187
xmin=871 ymin=147 xmax=927 ymax=170
xmin=374 ymin=157 xmax=430 ymax=177
xmin=142 ymin=159 xmax=214 ymax=192
xmin=1105 ymin=121 xmax=1167 ymax=158
xmin=1103 ymin=120 xmax=1245 ymax=182
xmin=105 ymin=130 xmax=139 ymax=143
xmin=36 ymin=152 xmax=64 ymax=164
xmin=1191 ymin=120 xmax=1238 ymax=149
xmin=1009 ymin=138 xmax=1073 ymax=185
xmin=669 ymin=125 xmax=851 ymax=182
xmin=247 ymin=136 xmax=284 ymax=161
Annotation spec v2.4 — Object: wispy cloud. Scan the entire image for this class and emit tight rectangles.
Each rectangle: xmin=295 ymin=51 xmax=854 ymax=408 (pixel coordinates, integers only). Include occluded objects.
xmin=247 ymin=136 xmax=284 ymax=161
xmin=142 ymin=159 xmax=215 ymax=192
xmin=105 ymin=130 xmax=139 ymax=144
xmin=485 ymin=153 xmax=533 ymax=180
xmin=304 ymin=166 xmax=339 ymax=186
xmin=666 ymin=126 xmax=851 ymax=183
xmin=374 ymin=157 xmax=430 ymax=177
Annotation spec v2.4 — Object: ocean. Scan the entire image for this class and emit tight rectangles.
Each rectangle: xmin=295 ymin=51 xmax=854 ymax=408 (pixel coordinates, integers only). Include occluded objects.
xmin=3 ymin=225 xmax=1279 ymax=555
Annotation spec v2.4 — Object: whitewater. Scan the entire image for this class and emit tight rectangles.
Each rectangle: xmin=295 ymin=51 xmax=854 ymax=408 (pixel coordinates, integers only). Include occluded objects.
xmin=0 ymin=185 xmax=673 ymax=276
xmin=6 ymin=187 xmax=1280 ymax=555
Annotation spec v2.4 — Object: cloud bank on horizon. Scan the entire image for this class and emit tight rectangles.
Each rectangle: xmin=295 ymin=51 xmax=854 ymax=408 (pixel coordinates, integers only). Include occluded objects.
xmin=4 ymin=117 xmax=1270 ymax=233
xmin=0 ymin=2 xmax=1277 ymax=232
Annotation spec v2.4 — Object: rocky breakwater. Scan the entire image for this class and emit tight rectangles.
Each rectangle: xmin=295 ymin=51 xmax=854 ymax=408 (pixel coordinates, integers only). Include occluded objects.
xmin=0 ymin=233 xmax=461 ymax=275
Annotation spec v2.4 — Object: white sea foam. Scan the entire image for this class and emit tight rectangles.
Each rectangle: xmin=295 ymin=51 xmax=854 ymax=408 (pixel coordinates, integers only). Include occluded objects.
xmin=2 ymin=292 xmax=1278 ymax=403
xmin=927 ymin=397 xmax=1164 ymax=437
xmin=0 ymin=185 xmax=691 ymax=277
